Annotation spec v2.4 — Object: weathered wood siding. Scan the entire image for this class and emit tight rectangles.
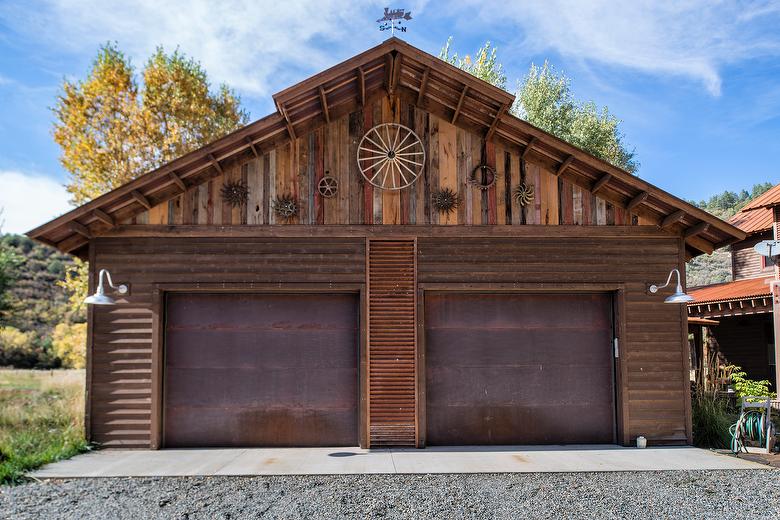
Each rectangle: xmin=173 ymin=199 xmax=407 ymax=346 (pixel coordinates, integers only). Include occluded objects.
xmin=88 ymin=228 xmax=688 ymax=448
xmin=417 ymin=234 xmax=688 ymax=444
xmin=732 ymin=232 xmax=772 ymax=280
xmin=128 ymin=97 xmax=634 ymax=228
xmin=88 ymin=236 xmax=366 ymax=447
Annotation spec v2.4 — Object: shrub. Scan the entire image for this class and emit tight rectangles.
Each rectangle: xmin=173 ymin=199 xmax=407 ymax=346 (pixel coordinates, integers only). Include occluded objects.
xmin=0 ymin=327 xmax=60 ymax=369
xmin=691 ymin=390 xmax=736 ymax=449
xmin=729 ymin=367 xmax=776 ymax=400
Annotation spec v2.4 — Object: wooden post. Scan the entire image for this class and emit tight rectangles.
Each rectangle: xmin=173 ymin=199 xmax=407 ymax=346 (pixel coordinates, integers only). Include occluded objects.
xmin=773 ymin=205 xmax=780 ymax=391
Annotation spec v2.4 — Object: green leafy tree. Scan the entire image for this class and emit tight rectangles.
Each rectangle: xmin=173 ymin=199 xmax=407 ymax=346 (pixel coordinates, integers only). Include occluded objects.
xmin=53 ymin=43 xmax=249 ymax=205
xmin=440 ymin=37 xmax=507 ymax=90
xmin=440 ymin=39 xmax=637 ymax=174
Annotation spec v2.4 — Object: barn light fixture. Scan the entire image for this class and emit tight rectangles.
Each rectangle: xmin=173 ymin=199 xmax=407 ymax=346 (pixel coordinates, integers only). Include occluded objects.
xmin=648 ymin=268 xmax=694 ymax=304
xmin=84 ymin=269 xmax=129 ymax=306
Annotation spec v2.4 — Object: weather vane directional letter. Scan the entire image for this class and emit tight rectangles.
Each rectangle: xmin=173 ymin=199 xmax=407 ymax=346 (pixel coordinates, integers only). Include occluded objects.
xmin=377 ymin=7 xmax=412 ymax=36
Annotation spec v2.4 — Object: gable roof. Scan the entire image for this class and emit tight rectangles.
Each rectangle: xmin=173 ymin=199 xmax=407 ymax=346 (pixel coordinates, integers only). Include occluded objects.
xmin=729 ymin=183 xmax=780 ymax=235
xmin=688 ymin=276 xmax=772 ymax=305
xmin=27 ymin=37 xmax=745 ymax=257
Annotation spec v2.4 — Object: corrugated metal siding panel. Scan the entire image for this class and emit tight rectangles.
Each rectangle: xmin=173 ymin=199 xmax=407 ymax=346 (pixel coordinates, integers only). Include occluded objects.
xmin=90 ymin=237 xmax=365 ymax=447
xmin=417 ymin=236 xmax=688 ymax=445
xmin=367 ymin=240 xmax=417 ymax=446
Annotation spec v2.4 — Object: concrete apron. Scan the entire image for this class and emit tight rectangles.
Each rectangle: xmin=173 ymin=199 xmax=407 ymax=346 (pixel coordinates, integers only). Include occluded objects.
xmin=30 ymin=445 xmax=768 ymax=478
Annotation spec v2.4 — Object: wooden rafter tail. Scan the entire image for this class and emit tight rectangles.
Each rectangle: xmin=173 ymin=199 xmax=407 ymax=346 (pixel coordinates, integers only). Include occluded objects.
xmin=319 ymin=86 xmax=330 ymax=124
xmin=92 ymin=209 xmax=115 ymax=228
xmin=169 ymin=171 xmax=187 ymax=192
xmin=451 ymin=85 xmax=469 ymax=124
xmin=591 ymin=173 xmax=612 ymax=195
xmin=357 ymin=66 xmax=366 ymax=107
xmin=245 ymin=137 xmax=260 ymax=159
xmin=416 ymin=67 xmax=430 ymax=107
xmin=555 ymin=155 xmax=575 ymax=177
xmin=521 ymin=137 xmax=538 ymax=160
xmin=660 ymin=209 xmax=686 ymax=229
xmin=68 ymin=221 xmax=92 ymax=239
xmin=626 ymin=191 xmax=649 ymax=212
xmin=684 ymin=221 xmax=710 ymax=238
xmin=130 ymin=190 xmax=151 ymax=210
xmin=208 ymin=153 xmax=224 ymax=176
xmin=279 ymin=105 xmax=296 ymax=140
xmin=686 ymin=234 xmax=715 ymax=255
xmin=485 ymin=103 xmax=507 ymax=142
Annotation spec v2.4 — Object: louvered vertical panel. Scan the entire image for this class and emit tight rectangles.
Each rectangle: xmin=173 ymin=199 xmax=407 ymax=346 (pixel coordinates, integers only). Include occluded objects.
xmin=367 ymin=239 xmax=417 ymax=446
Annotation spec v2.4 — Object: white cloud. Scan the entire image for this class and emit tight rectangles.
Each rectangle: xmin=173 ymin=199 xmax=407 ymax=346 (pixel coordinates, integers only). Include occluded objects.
xmin=451 ymin=0 xmax=780 ymax=96
xmin=0 ymin=171 xmax=71 ymax=235
xmin=0 ymin=0 xmax=391 ymax=99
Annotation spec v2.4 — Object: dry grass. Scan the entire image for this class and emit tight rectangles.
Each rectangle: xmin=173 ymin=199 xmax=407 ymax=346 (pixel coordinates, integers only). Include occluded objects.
xmin=0 ymin=369 xmax=89 ymax=484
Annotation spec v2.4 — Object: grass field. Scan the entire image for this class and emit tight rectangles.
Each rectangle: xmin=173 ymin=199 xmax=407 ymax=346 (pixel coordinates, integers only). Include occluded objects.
xmin=0 ymin=369 xmax=88 ymax=484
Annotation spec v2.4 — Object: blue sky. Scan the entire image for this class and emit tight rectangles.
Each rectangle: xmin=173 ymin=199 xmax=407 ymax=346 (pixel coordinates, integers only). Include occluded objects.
xmin=1 ymin=0 xmax=779 ymax=233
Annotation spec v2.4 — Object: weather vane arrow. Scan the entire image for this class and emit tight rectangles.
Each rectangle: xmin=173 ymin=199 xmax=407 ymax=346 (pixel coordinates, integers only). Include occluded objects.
xmin=377 ymin=7 xmax=412 ymax=36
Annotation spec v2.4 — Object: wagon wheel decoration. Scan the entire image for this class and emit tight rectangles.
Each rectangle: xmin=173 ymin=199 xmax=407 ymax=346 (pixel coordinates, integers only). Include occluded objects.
xmin=318 ymin=176 xmax=338 ymax=198
xmin=357 ymin=123 xmax=425 ymax=190
xmin=469 ymin=164 xmax=497 ymax=190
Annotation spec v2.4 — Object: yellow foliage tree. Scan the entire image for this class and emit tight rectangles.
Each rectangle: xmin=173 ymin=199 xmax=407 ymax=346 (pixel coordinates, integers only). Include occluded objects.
xmin=53 ymin=43 xmax=249 ymax=205
xmin=52 ymin=323 xmax=87 ymax=369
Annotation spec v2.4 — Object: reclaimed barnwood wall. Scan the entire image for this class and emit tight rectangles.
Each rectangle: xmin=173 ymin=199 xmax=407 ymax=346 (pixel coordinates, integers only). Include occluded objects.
xmin=128 ymin=96 xmax=636 ymax=228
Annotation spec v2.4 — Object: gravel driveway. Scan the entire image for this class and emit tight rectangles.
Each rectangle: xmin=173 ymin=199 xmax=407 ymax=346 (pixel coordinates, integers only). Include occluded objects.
xmin=2 ymin=470 xmax=779 ymax=519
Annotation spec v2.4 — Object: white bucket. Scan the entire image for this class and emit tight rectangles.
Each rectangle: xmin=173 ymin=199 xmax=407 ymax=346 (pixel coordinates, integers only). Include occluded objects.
xmin=636 ymin=436 xmax=647 ymax=449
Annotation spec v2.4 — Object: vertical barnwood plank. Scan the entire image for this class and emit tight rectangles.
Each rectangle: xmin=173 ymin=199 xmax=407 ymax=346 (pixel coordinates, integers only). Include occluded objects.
xmin=247 ymin=158 xmax=264 ymax=224
xmin=276 ymin=142 xmax=291 ymax=224
xmin=172 ymin=194 xmax=183 ymax=224
xmin=428 ymin=115 xmax=440 ymax=225
xmin=518 ymin=151 xmax=528 ymax=225
xmin=414 ymin=108 xmax=429 ymax=224
xmin=372 ymin=100 xmax=383 ymax=224
xmin=615 ymin=204 xmax=626 ymax=225
xmin=307 ymin=132 xmax=317 ymax=225
xmin=338 ymin=116 xmax=350 ymax=224
xmin=406 ymin=103 xmax=417 ymax=224
xmin=532 ymin=159 xmax=542 ymax=224
xmin=399 ymin=100 xmax=411 ymax=224
xmin=197 ymin=183 xmax=209 ymax=225
xmin=540 ymin=167 xmax=559 ymax=225
xmin=382 ymin=96 xmax=400 ymax=224
xmin=362 ymin=102 xmax=374 ymax=224
xmin=349 ymin=109 xmax=363 ymax=224
xmin=220 ymin=167 xmax=232 ymax=225
xmin=596 ymin=196 xmax=607 ymax=225
xmin=561 ymin=179 xmax=574 ymax=225
xmin=267 ymin=150 xmax=276 ymax=225
xmin=606 ymin=201 xmax=615 ymax=225
xmin=504 ymin=150 xmax=514 ymax=224
xmin=581 ymin=186 xmax=591 ymax=225
xmin=148 ymin=201 xmax=166 ymax=225
xmin=291 ymin=140 xmax=301 ymax=225
xmin=572 ymin=184 xmax=583 ymax=225
xmin=298 ymin=136 xmax=310 ymax=225
xmin=167 ymin=200 xmax=174 ymax=224
xmin=212 ymin=175 xmax=222 ymax=225
xmin=511 ymin=152 xmax=522 ymax=225
xmin=471 ymin=133 xmax=481 ymax=224
xmin=181 ymin=186 xmax=193 ymax=224
xmin=230 ymin=165 xmax=241 ymax=224
xmin=495 ymin=143 xmax=506 ymax=225
xmin=438 ymin=119 xmax=457 ymax=225
xmin=136 ymin=211 xmax=149 ymax=224
xmin=324 ymin=121 xmax=336 ymax=224
xmin=485 ymin=139 xmax=496 ymax=224
xmin=240 ymin=162 xmax=249 ymax=224
xmin=456 ymin=127 xmax=469 ymax=225
xmin=314 ymin=128 xmax=325 ymax=225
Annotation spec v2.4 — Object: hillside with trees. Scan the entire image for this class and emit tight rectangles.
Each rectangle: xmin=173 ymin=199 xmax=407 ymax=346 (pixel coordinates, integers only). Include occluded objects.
xmin=686 ymin=182 xmax=774 ymax=287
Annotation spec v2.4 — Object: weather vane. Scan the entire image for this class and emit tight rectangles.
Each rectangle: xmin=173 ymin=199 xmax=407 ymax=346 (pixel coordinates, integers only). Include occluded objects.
xmin=377 ymin=7 xmax=412 ymax=36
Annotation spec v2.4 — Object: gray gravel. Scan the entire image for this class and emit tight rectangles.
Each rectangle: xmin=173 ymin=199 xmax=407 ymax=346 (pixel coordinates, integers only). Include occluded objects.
xmin=2 ymin=470 xmax=779 ymax=519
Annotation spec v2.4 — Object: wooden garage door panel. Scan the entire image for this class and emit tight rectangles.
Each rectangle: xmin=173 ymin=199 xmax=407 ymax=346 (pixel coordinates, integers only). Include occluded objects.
xmin=164 ymin=293 xmax=359 ymax=447
xmin=425 ymin=292 xmax=614 ymax=445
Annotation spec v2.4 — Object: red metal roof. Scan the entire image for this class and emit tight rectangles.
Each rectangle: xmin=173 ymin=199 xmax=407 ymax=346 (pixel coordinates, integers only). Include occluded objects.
xmin=688 ymin=276 xmax=772 ymax=305
xmin=729 ymin=184 xmax=780 ymax=234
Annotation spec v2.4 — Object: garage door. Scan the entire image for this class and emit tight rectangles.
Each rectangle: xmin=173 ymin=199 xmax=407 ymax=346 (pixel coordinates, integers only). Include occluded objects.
xmin=164 ymin=293 xmax=359 ymax=447
xmin=425 ymin=293 xmax=614 ymax=445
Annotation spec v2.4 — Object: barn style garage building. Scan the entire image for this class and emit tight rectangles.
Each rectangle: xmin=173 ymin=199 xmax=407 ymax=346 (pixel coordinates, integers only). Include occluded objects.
xmin=29 ymin=38 xmax=745 ymax=449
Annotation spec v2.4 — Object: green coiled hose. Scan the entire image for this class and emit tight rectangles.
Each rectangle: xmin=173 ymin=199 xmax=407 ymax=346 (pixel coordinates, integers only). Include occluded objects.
xmin=730 ymin=410 xmax=767 ymax=454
